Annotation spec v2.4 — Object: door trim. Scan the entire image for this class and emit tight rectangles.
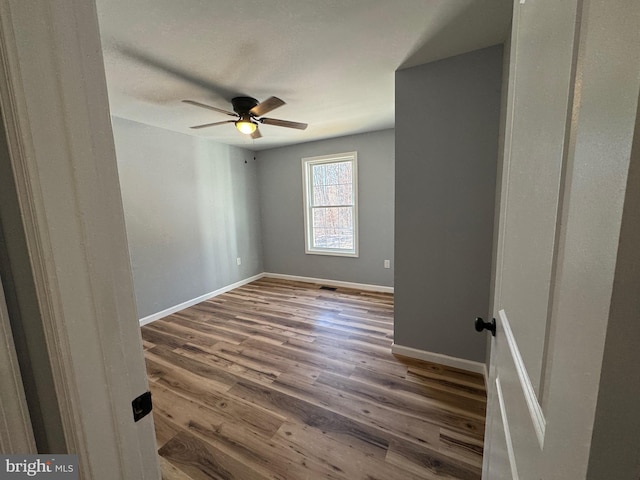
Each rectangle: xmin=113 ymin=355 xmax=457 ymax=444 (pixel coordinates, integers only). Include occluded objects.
xmin=0 ymin=1 xmax=159 ymax=477
xmin=496 ymin=377 xmax=519 ymax=479
xmin=0 ymin=2 xmax=80 ymax=455
xmin=498 ymin=310 xmax=546 ymax=447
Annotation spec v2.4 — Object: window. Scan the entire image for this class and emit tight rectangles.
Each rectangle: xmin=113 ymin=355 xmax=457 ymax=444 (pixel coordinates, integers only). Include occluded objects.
xmin=302 ymin=152 xmax=358 ymax=257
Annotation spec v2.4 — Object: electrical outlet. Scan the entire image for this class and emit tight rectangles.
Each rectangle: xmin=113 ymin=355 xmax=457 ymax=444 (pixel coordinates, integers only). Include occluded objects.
xmin=384 ymin=259 xmax=390 ymax=269
xmin=236 ymin=257 xmax=242 ymax=266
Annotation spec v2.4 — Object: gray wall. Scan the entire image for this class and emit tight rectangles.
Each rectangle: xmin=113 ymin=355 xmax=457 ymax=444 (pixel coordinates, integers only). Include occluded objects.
xmin=112 ymin=117 xmax=263 ymax=318
xmin=394 ymin=46 xmax=503 ymax=362
xmin=257 ymin=129 xmax=394 ymax=287
xmin=587 ymin=92 xmax=640 ymax=479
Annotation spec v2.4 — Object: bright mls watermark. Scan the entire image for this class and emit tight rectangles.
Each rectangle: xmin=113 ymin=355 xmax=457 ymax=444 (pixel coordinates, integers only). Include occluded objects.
xmin=0 ymin=455 xmax=77 ymax=479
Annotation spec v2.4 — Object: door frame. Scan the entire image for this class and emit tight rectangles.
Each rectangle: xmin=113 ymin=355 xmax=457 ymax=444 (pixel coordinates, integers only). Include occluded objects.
xmin=0 ymin=1 xmax=159 ymax=477
xmin=0 ymin=272 xmax=35 ymax=453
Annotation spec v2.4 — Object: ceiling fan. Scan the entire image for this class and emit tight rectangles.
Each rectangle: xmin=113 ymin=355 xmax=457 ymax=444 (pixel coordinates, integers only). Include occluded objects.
xmin=182 ymin=96 xmax=308 ymax=139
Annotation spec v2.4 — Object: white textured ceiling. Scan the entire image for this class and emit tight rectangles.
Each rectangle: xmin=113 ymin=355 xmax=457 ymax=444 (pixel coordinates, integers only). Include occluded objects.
xmin=96 ymin=0 xmax=512 ymax=151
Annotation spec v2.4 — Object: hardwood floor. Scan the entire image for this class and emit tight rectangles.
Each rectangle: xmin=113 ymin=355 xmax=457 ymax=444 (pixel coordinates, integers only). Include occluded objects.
xmin=141 ymin=277 xmax=486 ymax=480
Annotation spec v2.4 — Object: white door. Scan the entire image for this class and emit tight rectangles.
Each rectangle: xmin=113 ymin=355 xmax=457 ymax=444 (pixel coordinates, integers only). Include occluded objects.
xmin=482 ymin=0 xmax=579 ymax=476
xmin=0 ymin=1 xmax=160 ymax=477
xmin=482 ymin=0 xmax=640 ymax=478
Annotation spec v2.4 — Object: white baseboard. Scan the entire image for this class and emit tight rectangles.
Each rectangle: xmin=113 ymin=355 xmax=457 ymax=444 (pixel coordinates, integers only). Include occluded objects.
xmin=139 ymin=272 xmax=392 ymax=327
xmin=263 ymin=272 xmax=394 ymax=293
xmin=139 ymin=273 xmax=264 ymax=326
xmin=391 ymin=343 xmax=486 ymax=376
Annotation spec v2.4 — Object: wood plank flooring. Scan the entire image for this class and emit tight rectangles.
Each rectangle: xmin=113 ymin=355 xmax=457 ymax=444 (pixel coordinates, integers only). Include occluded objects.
xmin=141 ymin=277 xmax=486 ymax=480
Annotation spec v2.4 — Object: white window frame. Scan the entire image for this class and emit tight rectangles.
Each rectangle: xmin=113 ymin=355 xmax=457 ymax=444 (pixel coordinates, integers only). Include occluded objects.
xmin=302 ymin=152 xmax=359 ymax=257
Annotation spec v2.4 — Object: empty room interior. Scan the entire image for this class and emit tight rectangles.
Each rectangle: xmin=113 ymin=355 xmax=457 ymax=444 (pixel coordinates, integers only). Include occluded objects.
xmin=101 ymin=1 xmax=506 ymax=478
xmin=1 ymin=0 xmax=639 ymax=479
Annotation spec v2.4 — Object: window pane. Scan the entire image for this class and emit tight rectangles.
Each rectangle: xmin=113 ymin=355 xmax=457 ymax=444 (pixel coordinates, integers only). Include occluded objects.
xmin=312 ymin=164 xmax=326 ymax=187
xmin=338 ymin=184 xmax=353 ymax=205
xmin=312 ymin=186 xmax=325 ymax=206
xmin=338 ymin=161 xmax=353 ymax=184
xmin=311 ymin=206 xmax=353 ymax=248
xmin=312 ymin=228 xmax=354 ymax=249
xmin=312 ymin=161 xmax=351 ymax=186
xmin=311 ymin=161 xmax=353 ymax=207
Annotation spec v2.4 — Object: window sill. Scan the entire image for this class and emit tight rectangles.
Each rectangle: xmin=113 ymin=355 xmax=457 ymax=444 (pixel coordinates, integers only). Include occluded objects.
xmin=305 ymin=249 xmax=359 ymax=258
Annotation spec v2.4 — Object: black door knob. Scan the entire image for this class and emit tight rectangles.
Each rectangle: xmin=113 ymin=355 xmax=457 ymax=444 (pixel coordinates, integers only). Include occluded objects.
xmin=475 ymin=317 xmax=496 ymax=336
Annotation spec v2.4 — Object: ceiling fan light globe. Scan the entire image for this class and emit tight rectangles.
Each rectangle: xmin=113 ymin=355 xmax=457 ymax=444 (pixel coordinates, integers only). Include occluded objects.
xmin=236 ymin=120 xmax=257 ymax=135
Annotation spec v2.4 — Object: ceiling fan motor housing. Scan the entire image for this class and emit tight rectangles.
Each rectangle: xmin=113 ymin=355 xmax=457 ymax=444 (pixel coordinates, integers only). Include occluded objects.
xmin=183 ymin=95 xmax=307 ymax=135
xmin=231 ymin=96 xmax=259 ymax=115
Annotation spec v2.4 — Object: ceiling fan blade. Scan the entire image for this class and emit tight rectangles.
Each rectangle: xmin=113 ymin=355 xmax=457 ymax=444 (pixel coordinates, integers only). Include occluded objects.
xmin=260 ymin=117 xmax=308 ymax=130
xmin=250 ymin=96 xmax=285 ymax=117
xmin=182 ymin=100 xmax=237 ymax=117
xmin=190 ymin=120 xmax=235 ymax=129
xmin=251 ymin=127 xmax=263 ymax=139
